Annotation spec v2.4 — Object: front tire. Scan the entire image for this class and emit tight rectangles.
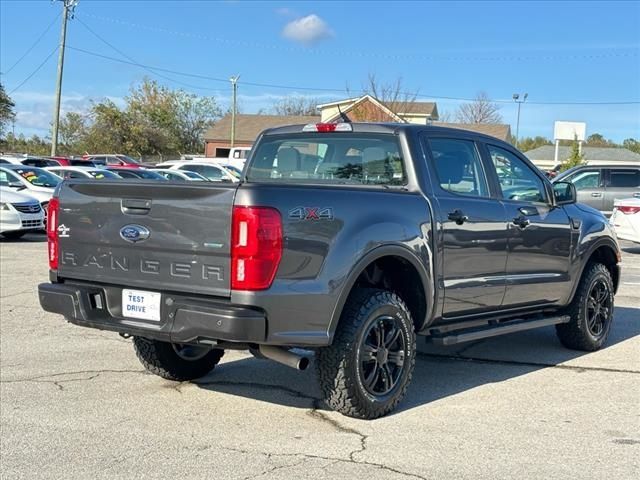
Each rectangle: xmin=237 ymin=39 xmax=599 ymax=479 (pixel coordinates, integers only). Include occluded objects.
xmin=133 ymin=337 xmax=224 ymax=381
xmin=316 ymin=288 xmax=416 ymax=419
xmin=556 ymin=262 xmax=614 ymax=351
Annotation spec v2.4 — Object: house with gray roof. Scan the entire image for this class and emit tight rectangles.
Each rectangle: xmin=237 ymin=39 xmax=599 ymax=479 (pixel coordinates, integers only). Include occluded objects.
xmin=525 ymin=145 xmax=640 ymax=169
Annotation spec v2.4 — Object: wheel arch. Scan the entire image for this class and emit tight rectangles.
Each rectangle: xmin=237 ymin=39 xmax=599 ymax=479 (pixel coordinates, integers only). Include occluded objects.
xmin=327 ymin=245 xmax=434 ymax=343
xmin=570 ymin=238 xmax=621 ymax=302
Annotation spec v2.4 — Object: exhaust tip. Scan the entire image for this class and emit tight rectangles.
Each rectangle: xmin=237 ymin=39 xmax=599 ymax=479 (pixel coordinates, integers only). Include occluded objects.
xmin=298 ymin=356 xmax=310 ymax=371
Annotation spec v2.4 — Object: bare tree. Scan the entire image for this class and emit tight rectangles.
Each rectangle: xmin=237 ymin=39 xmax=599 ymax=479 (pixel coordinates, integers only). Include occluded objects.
xmin=346 ymin=73 xmax=419 ymax=121
xmin=455 ymin=92 xmax=503 ymax=124
xmin=437 ymin=110 xmax=454 ymax=123
xmin=271 ymin=96 xmax=319 ymax=116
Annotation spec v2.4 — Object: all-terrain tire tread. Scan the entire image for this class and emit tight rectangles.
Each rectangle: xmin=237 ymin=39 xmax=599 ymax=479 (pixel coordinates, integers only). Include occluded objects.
xmin=556 ymin=262 xmax=613 ymax=351
xmin=133 ymin=337 xmax=224 ymax=381
xmin=316 ymin=288 xmax=416 ymax=419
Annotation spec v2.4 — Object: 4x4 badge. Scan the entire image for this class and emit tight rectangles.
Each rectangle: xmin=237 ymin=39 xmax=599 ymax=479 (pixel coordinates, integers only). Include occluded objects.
xmin=288 ymin=207 xmax=334 ymax=221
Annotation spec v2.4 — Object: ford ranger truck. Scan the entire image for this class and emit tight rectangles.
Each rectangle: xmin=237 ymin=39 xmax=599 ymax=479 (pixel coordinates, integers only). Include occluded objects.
xmin=39 ymin=122 xmax=621 ymax=419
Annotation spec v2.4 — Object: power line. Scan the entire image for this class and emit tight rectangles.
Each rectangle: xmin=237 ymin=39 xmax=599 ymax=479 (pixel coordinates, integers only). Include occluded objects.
xmin=79 ymin=12 xmax=640 ymax=64
xmin=8 ymin=46 xmax=59 ymax=95
xmin=1 ymin=12 xmax=61 ymax=76
xmin=64 ymin=45 xmax=640 ymax=106
xmin=75 ymin=17 xmax=223 ymax=92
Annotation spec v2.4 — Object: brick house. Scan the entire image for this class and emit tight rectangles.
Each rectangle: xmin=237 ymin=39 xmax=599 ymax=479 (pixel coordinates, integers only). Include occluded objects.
xmin=203 ymin=114 xmax=320 ymax=157
xmin=203 ymin=95 xmax=511 ymax=156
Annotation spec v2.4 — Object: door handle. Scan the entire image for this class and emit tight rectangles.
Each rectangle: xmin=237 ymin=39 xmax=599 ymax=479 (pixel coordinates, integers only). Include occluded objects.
xmin=448 ymin=209 xmax=468 ymax=225
xmin=512 ymin=215 xmax=530 ymax=229
xmin=633 ymin=192 xmax=640 ymax=198
xmin=591 ymin=192 xmax=602 ymax=197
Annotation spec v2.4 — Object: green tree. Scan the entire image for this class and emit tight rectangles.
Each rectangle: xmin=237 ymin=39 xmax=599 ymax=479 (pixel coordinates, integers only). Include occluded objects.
xmin=559 ymin=135 xmax=586 ymax=172
xmin=172 ymin=89 xmax=221 ymax=153
xmin=0 ymin=83 xmax=16 ymax=138
xmin=59 ymin=112 xmax=88 ymax=151
xmin=622 ymin=138 xmax=640 ymax=154
xmin=517 ymin=136 xmax=552 ymax=151
xmin=585 ymin=133 xmax=614 ymax=147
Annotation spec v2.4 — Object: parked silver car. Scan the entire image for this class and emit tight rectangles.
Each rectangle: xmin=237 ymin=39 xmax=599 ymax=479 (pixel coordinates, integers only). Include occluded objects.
xmin=553 ymin=165 xmax=640 ymax=215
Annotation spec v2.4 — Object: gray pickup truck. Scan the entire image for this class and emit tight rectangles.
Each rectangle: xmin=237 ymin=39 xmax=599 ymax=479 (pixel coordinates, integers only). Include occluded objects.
xmin=39 ymin=122 xmax=621 ymax=419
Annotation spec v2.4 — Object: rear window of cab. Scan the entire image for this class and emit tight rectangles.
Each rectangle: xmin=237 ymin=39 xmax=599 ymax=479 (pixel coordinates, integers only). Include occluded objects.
xmin=246 ymin=133 xmax=406 ymax=186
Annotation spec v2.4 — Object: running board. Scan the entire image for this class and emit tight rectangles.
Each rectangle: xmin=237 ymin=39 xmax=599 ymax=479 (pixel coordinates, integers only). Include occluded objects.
xmin=427 ymin=315 xmax=570 ymax=346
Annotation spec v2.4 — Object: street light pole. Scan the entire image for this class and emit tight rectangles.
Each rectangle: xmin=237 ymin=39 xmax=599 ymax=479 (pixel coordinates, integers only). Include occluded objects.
xmin=229 ymin=75 xmax=240 ymax=147
xmin=51 ymin=0 xmax=78 ymax=157
xmin=512 ymin=92 xmax=528 ymax=148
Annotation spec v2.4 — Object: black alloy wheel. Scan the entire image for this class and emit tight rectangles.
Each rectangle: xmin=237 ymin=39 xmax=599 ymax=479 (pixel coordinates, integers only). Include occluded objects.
xmin=359 ymin=315 xmax=406 ymax=396
xmin=586 ymin=278 xmax=612 ymax=338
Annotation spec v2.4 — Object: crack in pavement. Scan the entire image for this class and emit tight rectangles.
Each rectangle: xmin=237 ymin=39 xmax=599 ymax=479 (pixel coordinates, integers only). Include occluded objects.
xmin=217 ymin=444 xmax=429 ymax=480
xmin=417 ymin=351 xmax=640 ymax=374
xmin=0 ymin=369 xmax=146 ymax=390
xmin=192 ymin=380 xmax=429 ymax=480
xmin=0 ymin=290 xmax=35 ymax=300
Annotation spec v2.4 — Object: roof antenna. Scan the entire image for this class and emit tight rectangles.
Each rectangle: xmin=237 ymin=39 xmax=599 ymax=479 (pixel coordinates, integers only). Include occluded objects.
xmin=337 ymin=104 xmax=351 ymax=123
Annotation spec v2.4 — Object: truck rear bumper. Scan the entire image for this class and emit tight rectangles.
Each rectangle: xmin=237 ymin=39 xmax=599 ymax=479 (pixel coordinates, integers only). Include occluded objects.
xmin=38 ymin=282 xmax=267 ymax=345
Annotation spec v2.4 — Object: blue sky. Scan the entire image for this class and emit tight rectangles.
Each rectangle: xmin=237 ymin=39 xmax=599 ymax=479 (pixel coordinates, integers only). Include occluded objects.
xmin=1 ymin=0 xmax=639 ymax=142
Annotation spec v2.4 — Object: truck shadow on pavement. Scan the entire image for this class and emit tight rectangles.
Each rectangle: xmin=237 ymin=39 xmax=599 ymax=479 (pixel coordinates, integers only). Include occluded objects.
xmin=0 ymin=232 xmax=46 ymax=243
xmin=194 ymin=305 xmax=639 ymax=416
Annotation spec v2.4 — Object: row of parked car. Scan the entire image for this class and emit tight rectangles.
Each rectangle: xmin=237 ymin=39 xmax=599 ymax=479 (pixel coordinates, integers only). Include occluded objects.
xmin=0 ymin=154 xmax=245 ymax=239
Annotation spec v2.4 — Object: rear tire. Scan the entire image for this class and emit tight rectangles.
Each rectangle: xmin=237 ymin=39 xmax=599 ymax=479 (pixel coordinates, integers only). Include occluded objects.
xmin=316 ymin=288 xmax=416 ymax=419
xmin=1 ymin=231 xmax=26 ymax=240
xmin=556 ymin=262 xmax=614 ymax=351
xmin=133 ymin=337 xmax=224 ymax=381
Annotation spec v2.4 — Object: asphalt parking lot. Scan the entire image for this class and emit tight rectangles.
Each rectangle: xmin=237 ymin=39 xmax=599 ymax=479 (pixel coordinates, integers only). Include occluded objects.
xmin=1 ymin=234 xmax=638 ymax=479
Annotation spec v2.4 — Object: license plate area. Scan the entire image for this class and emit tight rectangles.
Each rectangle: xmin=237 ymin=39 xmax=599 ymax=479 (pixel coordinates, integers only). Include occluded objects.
xmin=122 ymin=288 xmax=161 ymax=321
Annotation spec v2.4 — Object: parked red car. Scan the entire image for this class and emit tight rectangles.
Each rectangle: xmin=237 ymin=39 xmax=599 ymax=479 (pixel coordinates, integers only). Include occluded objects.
xmin=81 ymin=154 xmax=146 ymax=168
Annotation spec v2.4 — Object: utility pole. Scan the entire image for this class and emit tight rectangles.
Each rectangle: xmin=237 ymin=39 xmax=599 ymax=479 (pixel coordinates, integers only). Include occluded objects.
xmin=229 ymin=75 xmax=240 ymax=147
xmin=51 ymin=0 xmax=78 ymax=157
xmin=512 ymin=92 xmax=528 ymax=148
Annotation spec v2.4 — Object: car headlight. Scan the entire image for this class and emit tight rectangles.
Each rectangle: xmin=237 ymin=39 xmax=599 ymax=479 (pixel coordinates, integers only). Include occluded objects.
xmin=0 ymin=202 xmax=10 ymax=211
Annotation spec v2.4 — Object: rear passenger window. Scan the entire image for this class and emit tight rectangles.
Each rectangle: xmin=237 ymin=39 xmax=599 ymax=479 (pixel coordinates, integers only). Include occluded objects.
xmin=567 ymin=170 xmax=601 ymax=189
xmin=488 ymin=145 xmax=546 ymax=203
xmin=428 ymin=138 xmax=489 ymax=197
xmin=609 ymin=169 xmax=640 ymax=188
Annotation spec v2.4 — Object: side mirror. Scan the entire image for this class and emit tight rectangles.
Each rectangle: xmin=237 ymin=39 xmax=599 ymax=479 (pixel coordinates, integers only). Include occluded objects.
xmin=553 ymin=181 xmax=576 ymax=206
xmin=8 ymin=181 xmax=26 ymax=191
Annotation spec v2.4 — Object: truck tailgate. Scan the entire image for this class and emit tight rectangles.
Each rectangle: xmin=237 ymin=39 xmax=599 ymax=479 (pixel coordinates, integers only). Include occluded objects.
xmin=56 ymin=181 xmax=237 ymax=297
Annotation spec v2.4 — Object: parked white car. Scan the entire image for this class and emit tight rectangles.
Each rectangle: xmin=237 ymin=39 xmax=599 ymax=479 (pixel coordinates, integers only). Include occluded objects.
xmin=0 ymin=187 xmax=45 ymax=239
xmin=0 ymin=154 xmax=27 ymax=164
xmin=45 ymin=166 xmax=121 ymax=180
xmin=167 ymin=161 xmax=239 ymax=182
xmin=0 ymin=165 xmax=61 ymax=219
xmin=610 ymin=197 xmax=640 ymax=244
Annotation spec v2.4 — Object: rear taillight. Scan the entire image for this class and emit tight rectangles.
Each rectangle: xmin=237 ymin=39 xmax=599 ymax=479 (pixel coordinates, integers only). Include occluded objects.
xmin=231 ymin=206 xmax=282 ymax=291
xmin=47 ymin=197 xmax=60 ymax=270
xmin=618 ymin=206 xmax=640 ymax=215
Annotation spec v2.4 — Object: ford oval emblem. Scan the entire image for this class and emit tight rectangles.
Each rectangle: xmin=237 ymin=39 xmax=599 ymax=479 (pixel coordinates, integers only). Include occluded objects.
xmin=120 ymin=224 xmax=150 ymax=243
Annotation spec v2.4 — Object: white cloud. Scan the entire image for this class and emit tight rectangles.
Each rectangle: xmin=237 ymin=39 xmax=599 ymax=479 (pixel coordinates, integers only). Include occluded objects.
xmin=282 ymin=14 xmax=334 ymax=46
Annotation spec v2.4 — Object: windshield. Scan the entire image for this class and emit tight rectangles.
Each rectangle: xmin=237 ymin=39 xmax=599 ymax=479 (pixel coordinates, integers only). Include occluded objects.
xmin=223 ymin=166 xmax=242 ymax=178
xmin=88 ymin=170 xmax=121 ymax=179
xmin=246 ymin=133 xmax=406 ymax=186
xmin=133 ymin=170 xmax=167 ymax=180
xmin=182 ymin=170 xmax=206 ymax=181
xmin=14 ymin=167 xmax=61 ymax=188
